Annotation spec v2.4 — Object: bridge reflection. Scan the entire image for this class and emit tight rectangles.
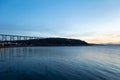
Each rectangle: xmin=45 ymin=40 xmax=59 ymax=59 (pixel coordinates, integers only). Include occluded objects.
xmin=0 ymin=47 xmax=64 ymax=60
xmin=0 ymin=47 xmax=38 ymax=59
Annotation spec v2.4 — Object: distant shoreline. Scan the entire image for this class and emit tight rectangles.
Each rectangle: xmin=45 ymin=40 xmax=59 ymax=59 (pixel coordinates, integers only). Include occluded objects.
xmin=0 ymin=44 xmax=120 ymax=49
xmin=1 ymin=38 xmax=119 ymax=48
xmin=0 ymin=38 xmax=91 ymax=48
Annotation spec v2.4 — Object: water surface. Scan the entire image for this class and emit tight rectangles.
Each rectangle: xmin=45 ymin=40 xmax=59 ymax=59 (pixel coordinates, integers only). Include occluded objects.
xmin=0 ymin=46 xmax=120 ymax=80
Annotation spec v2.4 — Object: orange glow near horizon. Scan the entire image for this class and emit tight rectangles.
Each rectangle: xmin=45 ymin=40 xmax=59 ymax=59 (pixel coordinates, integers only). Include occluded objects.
xmin=84 ymin=37 xmax=120 ymax=44
xmin=85 ymin=39 xmax=120 ymax=44
xmin=70 ymin=33 xmax=120 ymax=44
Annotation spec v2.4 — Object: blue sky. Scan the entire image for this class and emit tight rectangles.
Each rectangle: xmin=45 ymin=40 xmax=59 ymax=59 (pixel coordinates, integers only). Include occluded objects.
xmin=0 ymin=0 xmax=120 ymax=43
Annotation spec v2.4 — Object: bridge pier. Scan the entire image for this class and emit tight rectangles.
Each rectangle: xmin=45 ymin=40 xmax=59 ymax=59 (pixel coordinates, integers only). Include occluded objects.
xmin=10 ymin=36 xmax=15 ymax=41
xmin=2 ymin=35 xmax=7 ymax=41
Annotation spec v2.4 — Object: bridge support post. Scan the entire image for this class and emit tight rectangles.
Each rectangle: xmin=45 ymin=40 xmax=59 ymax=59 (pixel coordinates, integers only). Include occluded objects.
xmin=10 ymin=36 xmax=15 ymax=41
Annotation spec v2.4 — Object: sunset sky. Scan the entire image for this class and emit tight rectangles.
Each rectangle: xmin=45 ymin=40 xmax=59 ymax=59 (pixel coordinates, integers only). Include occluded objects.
xmin=0 ymin=0 xmax=120 ymax=44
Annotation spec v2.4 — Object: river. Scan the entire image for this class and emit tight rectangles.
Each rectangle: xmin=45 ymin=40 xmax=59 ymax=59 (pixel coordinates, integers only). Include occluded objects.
xmin=0 ymin=46 xmax=120 ymax=80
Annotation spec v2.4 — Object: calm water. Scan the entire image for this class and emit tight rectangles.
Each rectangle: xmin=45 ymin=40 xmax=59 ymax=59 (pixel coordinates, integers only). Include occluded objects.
xmin=0 ymin=46 xmax=120 ymax=80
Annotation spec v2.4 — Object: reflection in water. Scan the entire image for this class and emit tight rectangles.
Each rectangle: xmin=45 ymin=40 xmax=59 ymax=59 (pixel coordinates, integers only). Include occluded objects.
xmin=0 ymin=47 xmax=36 ymax=58
xmin=0 ymin=46 xmax=120 ymax=80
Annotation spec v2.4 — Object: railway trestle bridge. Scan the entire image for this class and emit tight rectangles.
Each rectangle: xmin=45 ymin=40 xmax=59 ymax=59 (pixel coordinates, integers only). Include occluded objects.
xmin=0 ymin=34 xmax=41 ymax=47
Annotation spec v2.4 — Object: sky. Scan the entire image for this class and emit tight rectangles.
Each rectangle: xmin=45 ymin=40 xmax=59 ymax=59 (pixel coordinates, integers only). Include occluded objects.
xmin=0 ymin=0 xmax=120 ymax=44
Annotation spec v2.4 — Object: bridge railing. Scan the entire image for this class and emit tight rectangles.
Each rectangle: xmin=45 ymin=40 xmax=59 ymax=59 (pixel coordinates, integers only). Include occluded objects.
xmin=0 ymin=34 xmax=41 ymax=41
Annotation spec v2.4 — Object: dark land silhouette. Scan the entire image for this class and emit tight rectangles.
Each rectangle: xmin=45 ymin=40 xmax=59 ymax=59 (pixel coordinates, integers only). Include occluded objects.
xmin=0 ymin=38 xmax=90 ymax=48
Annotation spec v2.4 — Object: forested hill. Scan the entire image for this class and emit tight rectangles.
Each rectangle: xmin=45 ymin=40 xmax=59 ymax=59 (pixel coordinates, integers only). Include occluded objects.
xmin=15 ymin=38 xmax=90 ymax=46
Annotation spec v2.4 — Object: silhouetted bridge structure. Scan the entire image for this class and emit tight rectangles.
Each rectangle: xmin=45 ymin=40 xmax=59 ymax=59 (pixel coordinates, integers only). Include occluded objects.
xmin=0 ymin=34 xmax=41 ymax=48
